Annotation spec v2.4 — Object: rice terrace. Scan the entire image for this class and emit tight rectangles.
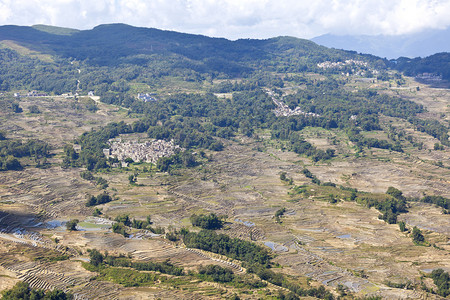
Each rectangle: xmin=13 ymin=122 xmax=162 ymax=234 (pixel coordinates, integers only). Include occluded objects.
xmin=0 ymin=23 xmax=449 ymax=299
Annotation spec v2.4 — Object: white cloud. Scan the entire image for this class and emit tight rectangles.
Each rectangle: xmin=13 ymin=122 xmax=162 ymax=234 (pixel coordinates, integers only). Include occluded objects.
xmin=0 ymin=0 xmax=450 ymax=38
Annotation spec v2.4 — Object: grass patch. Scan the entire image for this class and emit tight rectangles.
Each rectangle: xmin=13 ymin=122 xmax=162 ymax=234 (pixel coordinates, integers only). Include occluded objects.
xmin=83 ymin=263 xmax=160 ymax=287
xmin=77 ymin=222 xmax=109 ymax=229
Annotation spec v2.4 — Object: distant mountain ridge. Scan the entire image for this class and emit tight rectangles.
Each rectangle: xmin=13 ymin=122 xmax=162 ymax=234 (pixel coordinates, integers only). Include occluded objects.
xmin=1 ymin=23 xmax=449 ymax=83
xmin=312 ymin=28 xmax=450 ymax=58
xmin=0 ymin=23 xmax=377 ymax=70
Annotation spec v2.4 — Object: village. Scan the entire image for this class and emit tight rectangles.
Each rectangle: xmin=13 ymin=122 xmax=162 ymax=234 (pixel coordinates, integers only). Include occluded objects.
xmin=317 ymin=59 xmax=380 ymax=77
xmin=265 ymin=89 xmax=320 ymax=117
xmin=316 ymin=59 xmax=369 ymax=69
xmin=103 ymin=138 xmax=182 ymax=164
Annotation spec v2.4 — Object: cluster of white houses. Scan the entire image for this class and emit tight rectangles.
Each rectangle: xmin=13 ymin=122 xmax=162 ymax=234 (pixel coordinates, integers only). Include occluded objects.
xmin=265 ymin=89 xmax=320 ymax=118
xmin=14 ymin=91 xmax=48 ymax=97
xmin=415 ymin=73 xmax=443 ymax=82
xmin=137 ymin=93 xmax=158 ymax=102
xmin=12 ymin=90 xmax=159 ymax=102
xmin=103 ymin=139 xmax=181 ymax=164
xmin=317 ymin=59 xmax=369 ymax=69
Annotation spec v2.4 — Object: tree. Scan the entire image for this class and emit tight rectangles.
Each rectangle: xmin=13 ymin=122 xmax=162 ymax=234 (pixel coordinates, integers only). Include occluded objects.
xmin=11 ymin=102 xmax=22 ymax=113
xmin=66 ymin=219 xmax=79 ymax=231
xmin=431 ymin=269 xmax=450 ymax=297
xmin=434 ymin=143 xmax=444 ymax=150
xmin=45 ymin=289 xmax=72 ymax=300
xmin=1 ymin=281 xmax=71 ymax=300
xmin=198 ymin=264 xmax=234 ymax=282
xmin=124 ymin=157 xmax=134 ymax=164
xmin=29 ymin=105 xmax=40 ymax=114
xmin=115 ymin=214 xmax=131 ymax=226
xmin=86 ymin=192 xmax=113 ymax=206
xmin=128 ymin=174 xmax=136 ymax=184
xmin=3 ymin=156 xmax=22 ymax=170
xmin=412 ymin=226 xmax=425 ymax=244
xmin=398 ymin=221 xmax=407 ymax=232
xmin=86 ymin=195 xmax=97 ymax=207
xmin=386 ymin=186 xmax=404 ymax=199
xmin=89 ymin=249 xmax=104 ymax=266
xmin=275 ymin=207 xmax=286 ymax=223
xmin=93 ymin=208 xmax=102 ymax=217
xmin=1 ymin=281 xmax=30 ymax=299
xmin=112 ymin=222 xmax=129 ymax=237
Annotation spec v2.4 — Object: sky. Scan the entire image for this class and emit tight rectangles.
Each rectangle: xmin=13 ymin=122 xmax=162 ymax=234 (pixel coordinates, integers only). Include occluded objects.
xmin=1 ymin=0 xmax=450 ymax=40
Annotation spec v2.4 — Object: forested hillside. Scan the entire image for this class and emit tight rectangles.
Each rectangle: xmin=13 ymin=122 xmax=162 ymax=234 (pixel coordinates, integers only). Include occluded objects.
xmin=394 ymin=53 xmax=450 ymax=80
xmin=0 ymin=23 xmax=385 ymax=80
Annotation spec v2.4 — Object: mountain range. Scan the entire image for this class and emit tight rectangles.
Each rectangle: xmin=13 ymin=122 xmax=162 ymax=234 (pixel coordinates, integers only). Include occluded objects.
xmin=312 ymin=27 xmax=450 ymax=59
xmin=0 ymin=23 xmax=449 ymax=82
xmin=0 ymin=23 xmax=358 ymax=69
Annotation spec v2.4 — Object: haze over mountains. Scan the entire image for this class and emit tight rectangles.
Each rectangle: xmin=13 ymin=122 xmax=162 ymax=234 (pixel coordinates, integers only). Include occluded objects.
xmin=312 ymin=27 xmax=450 ymax=59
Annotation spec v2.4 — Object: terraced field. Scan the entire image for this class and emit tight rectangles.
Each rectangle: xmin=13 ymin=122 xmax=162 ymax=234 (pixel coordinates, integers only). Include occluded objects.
xmin=0 ymin=76 xmax=449 ymax=299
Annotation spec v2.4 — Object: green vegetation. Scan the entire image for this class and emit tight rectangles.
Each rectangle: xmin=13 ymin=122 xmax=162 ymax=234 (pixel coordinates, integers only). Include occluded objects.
xmin=398 ymin=221 xmax=407 ymax=232
xmin=411 ymin=226 xmax=426 ymax=245
xmin=0 ymin=156 xmax=22 ymax=171
xmin=1 ymin=282 xmax=72 ymax=300
xmin=156 ymin=150 xmax=198 ymax=172
xmin=183 ymin=229 xmax=272 ymax=266
xmin=408 ymin=117 xmax=449 ymax=146
xmin=0 ymin=138 xmax=50 ymax=171
xmin=430 ymin=269 xmax=450 ymax=297
xmin=190 ymin=213 xmax=224 ymax=230
xmin=0 ymin=139 xmax=50 ymax=158
xmin=110 ymin=214 xmax=164 ymax=237
xmin=83 ymin=262 xmax=160 ymax=287
xmin=88 ymin=249 xmax=104 ymax=266
xmin=384 ymin=280 xmax=414 ymax=290
xmin=247 ymin=265 xmax=335 ymax=299
xmin=28 ymin=104 xmax=40 ymax=114
xmin=86 ymin=192 xmax=113 ymax=206
xmin=92 ymin=208 xmax=102 ymax=217
xmin=102 ymin=254 xmax=184 ymax=276
xmin=85 ymin=249 xmax=268 ymax=291
xmin=395 ymin=52 xmax=450 ymax=81
xmin=421 ymin=195 xmax=449 ymax=211
xmin=128 ymin=174 xmax=137 ymax=184
xmin=197 ymin=264 xmax=234 ymax=283
xmin=0 ymin=24 xmax=386 ymax=83
xmin=302 ymin=168 xmax=321 ymax=185
xmin=80 ymin=171 xmax=108 ymax=189
xmin=362 ymin=187 xmax=408 ymax=224
xmin=65 ymin=219 xmax=79 ymax=231
xmin=279 ymin=172 xmax=293 ymax=185
xmin=112 ymin=222 xmax=129 ymax=237
xmin=274 ymin=207 xmax=286 ymax=223
xmin=11 ymin=102 xmax=22 ymax=113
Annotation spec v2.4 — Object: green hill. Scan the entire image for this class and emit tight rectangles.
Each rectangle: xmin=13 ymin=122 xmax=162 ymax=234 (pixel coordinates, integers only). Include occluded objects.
xmin=0 ymin=23 xmax=380 ymax=71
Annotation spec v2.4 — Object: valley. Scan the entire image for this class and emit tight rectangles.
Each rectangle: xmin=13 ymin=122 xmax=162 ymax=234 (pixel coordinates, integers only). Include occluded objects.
xmin=0 ymin=24 xmax=449 ymax=299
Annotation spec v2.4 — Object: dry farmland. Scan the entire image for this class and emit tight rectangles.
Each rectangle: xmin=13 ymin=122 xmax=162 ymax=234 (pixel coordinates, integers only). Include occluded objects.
xmin=0 ymin=77 xmax=449 ymax=299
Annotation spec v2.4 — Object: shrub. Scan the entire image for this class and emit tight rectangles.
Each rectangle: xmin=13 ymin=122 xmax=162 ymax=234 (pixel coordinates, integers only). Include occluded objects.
xmin=66 ymin=219 xmax=79 ymax=231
